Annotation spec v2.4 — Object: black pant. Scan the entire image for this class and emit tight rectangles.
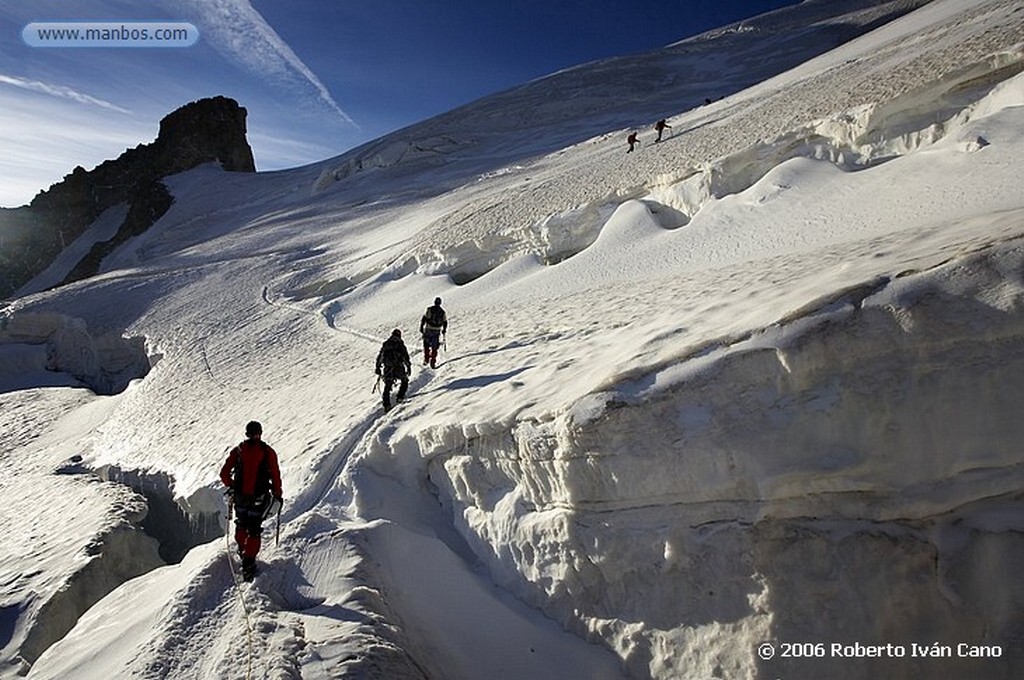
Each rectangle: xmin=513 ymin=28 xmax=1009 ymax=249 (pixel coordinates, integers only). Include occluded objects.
xmin=235 ymin=496 xmax=268 ymax=532
xmin=423 ymin=331 xmax=441 ymax=367
xmin=382 ymin=369 xmax=408 ymax=409
xmin=233 ymin=493 xmax=270 ymax=560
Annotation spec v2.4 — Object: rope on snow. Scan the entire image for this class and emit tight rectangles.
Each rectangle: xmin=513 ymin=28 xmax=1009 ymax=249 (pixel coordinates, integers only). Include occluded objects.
xmin=225 ymin=497 xmax=256 ymax=680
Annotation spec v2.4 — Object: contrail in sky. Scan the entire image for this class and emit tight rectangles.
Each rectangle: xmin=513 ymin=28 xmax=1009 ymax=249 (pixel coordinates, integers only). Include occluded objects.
xmin=0 ymin=74 xmax=131 ymax=114
xmin=181 ymin=0 xmax=357 ymax=127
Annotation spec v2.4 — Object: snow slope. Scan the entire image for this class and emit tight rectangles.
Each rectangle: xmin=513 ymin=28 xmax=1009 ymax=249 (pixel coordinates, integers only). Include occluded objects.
xmin=2 ymin=0 xmax=1024 ymax=678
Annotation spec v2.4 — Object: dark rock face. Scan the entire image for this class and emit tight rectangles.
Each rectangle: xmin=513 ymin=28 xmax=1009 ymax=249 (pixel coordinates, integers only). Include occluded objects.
xmin=152 ymin=95 xmax=256 ymax=174
xmin=0 ymin=96 xmax=255 ymax=297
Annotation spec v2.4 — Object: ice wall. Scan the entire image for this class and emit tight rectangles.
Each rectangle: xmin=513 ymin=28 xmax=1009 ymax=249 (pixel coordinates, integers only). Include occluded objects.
xmin=16 ymin=516 xmax=164 ymax=670
xmin=0 ymin=310 xmax=151 ymax=395
xmin=422 ymin=243 xmax=1024 ymax=679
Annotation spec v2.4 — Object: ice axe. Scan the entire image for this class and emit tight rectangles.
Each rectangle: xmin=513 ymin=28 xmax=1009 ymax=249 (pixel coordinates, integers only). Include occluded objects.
xmin=275 ymin=499 xmax=282 ymax=546
xmin=260 ymin=494 xmax=282 ymax=546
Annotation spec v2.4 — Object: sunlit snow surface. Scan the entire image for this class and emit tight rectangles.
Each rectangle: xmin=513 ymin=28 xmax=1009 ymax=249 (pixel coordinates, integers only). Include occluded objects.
xmin=3 ymin=1 xmax=1024 ymax=678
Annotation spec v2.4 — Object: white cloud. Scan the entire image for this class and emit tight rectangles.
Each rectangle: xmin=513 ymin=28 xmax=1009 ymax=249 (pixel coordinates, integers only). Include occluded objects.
xmin=0 ymin=90 xmax=153 ymax=206
xmin=0 ymin=74 xmax=131 ymax=114
xmin=179 ymin=0 xmax=357 ymax=127
xmin=246 ymin=129 xmax=339 ymax=170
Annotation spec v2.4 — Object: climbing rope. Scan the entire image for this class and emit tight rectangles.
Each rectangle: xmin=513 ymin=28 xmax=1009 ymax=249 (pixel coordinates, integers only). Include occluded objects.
xmin=225 ymin=496 xmax=255 ymax=680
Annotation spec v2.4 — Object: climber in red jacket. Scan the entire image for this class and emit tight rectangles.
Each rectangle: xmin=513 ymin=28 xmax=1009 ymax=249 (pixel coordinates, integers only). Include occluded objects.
xmin=220 ymin=420 xmax=282 ymax=581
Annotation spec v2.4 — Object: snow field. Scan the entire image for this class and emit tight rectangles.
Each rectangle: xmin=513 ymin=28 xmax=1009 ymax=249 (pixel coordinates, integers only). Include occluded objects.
xmin=333 ymin=37 xmax=1024 ymax=678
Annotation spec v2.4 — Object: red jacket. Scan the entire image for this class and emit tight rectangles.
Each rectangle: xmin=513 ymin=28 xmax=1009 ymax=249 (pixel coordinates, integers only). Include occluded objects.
xmin=220 ymin=438 xmax=282 ymax=498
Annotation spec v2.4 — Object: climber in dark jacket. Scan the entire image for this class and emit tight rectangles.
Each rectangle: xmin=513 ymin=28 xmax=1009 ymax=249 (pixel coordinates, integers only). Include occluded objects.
xmin=654 ymin=118 xmax=672 ymax=142
xmin=376 ymin=329 xmax=411 ymax=410
xmin=626 ymin=131 xmax=640 ymax=153
xmin=419 ymin=297 xmax=448 ymax=368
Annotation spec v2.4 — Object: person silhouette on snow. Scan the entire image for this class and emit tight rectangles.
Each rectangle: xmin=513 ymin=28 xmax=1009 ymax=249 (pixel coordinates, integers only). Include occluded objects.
xmin=220 ymin=420 xmax=282 ymax=581
xmin=654 ymin=119 xmax=672 ymax=142
xmin=376 ymin=329 xmax=411 ymax=411
xmin=420 ymin=297 xmax=448 ymax=368
xmin=626 ymin=131 xmax=640 ymax=153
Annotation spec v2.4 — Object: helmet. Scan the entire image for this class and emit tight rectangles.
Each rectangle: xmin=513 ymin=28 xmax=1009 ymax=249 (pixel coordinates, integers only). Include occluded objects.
xmin=392 ymin=328 xmax=402 ymax=338
xmin=245 ymin=420 xmax=263 ymax=437
xmin=434 ymin=297 xmax=442 ymax=306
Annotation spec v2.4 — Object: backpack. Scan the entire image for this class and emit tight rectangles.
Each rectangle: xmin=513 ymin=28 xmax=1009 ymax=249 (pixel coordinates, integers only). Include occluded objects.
xmin=424 ymin=305 xmax=445 ymax=329
xmin=380 ymin=338 xmax=407 ymax=373
xmin=232 ymin=440 xmax=273 ymax=500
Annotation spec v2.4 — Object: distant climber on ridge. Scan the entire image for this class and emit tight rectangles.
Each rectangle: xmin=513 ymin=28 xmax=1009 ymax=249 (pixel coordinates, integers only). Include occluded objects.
xmin=420 ymin=297 xmax=448 ymax=368
xmin=626 ymin=131 xmax=640 ymax=153
xmin=220 ymin=420 xmax=283 ymax=582
xmin=654 ymin=119 xmax=672 ymax=142
xmin=376 ymin=329 xmax=412 ymax=411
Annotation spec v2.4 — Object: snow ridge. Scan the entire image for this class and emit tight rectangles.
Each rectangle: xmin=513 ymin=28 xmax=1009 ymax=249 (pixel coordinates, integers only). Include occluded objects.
xmin=383 ymin=46 xmax=1024 ymax=290
xmin=349 ymin=237 xmax=1024 ymax=679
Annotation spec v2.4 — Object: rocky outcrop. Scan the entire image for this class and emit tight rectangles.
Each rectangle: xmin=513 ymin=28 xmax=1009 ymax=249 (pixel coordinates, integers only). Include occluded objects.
xmin=152 ymin=95 xmax=255 ymax=174
xmin=0 ymin=96 xmax=255 ymax=298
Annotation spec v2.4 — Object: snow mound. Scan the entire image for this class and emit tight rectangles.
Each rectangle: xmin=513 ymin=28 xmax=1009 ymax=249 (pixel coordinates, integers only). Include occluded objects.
xmin=313 ymin=135 xmax=471 ymax=193
xmin=345 ymin=47 xmax=1024 ymax=290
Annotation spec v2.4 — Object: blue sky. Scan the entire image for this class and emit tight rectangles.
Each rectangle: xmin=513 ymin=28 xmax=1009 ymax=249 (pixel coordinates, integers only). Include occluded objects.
xmin=1 ymin=0 xmax=798 ymax=207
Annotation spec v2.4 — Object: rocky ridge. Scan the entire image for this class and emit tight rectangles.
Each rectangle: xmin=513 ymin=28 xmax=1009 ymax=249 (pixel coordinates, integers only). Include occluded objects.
xmin=0 ymin=96 xmax=255 ymax=298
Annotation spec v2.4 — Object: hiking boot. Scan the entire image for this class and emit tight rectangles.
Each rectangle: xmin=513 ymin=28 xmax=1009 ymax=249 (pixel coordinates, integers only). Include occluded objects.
xmin=241 ymin=556 xmax=257 ymax=581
